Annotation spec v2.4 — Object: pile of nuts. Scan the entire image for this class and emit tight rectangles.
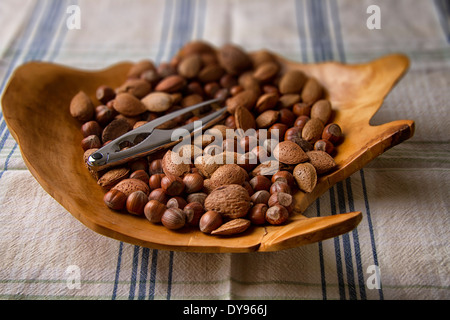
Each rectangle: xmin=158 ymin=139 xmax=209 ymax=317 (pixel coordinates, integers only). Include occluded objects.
xmin=70 ymin=41 xmax=343 ymax=236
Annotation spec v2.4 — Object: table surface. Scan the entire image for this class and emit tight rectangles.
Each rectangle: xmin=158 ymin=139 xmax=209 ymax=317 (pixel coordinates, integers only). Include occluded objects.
xmin=0 ymin=0 xmax=448 ymax=300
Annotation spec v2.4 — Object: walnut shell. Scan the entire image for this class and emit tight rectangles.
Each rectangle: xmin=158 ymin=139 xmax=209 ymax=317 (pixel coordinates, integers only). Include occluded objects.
xmin=204 ymin=184 xmax=251 ymax=219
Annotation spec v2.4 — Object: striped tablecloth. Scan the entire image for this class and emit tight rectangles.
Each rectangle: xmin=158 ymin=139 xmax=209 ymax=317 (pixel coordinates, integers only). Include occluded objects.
xmin=0 ymin=0 xmax=448 ymax=300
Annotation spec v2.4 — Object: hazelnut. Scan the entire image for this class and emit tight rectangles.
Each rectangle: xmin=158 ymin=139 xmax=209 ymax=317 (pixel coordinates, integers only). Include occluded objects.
xmin=81 ymin=135 xmax=101 ymax=151
xmin=265 ymin=204 xmax=289 ymax=225
xmin=149 ymin=173 xmax=165 ymax=190
xmin=95 ymin=105 xmax=115 ymax=126
xmin=314 ymin=139 xmax=335 ymax=155
xmin=161 ymin=174 xmax=185 ymax=196
xmin=322 ymin=123 xmax=343 ymax=145
xmin=167 ymin=196 xmax=187 ymax=209
xmin=250 ymin=190 xmax=271 ymax=205
xmin=271 ymin=171 xmax=295 ymax=188
xmin=148 ymin=188 xmax=168 ymax=204
xmin=269 ymin=123 xmax=288 ymax=140
xmin=249 ymin=175 xmax=271 ymax=192
xmin=161 ymin=208 xmax=186 ymax=230
xmin=278 ymin=108 xmax=295 ymax=127
xmin=103 ymin=189 xmax=127 ymax=211
xmin=270 ymin=180 xmax=292 ymax=195
xmin=129 ymin=170 xmax=150 ymax=184
xmin=268 ymin=192 xmax=293 ymax=208
xmin=126 ymin=190 xmax=148 ymax=215
xmin=284 ymin=127 xmax=302 ymax=144
xmin=81 ymin=121 xmax=102 ymax=138
xmin=199 ymin=211 xmax=223 ymax=234
xmin=129 ymin=158 xmax=149 ymax=172
xmin=292 ymin=102 xmax=311 ymax=117
xmin=149 ymin=159 xmax=164 ymax=174
xmin=96 ymin=85 xmax=116 ymax=104
xmin=183 ymin=202 xmax=204 ymax=226
xmin=183 ymin=173 xmax=204 ymax=194
xmin=248 ymin=203 xmax=268 ymax=225
xmin=293 ymin=115 xmax=310 ymax=131
xmin=242 ymin=181 xmax=254 ymax=197
xmin=144 ymin=200 xmax=167 ymax=223
xmin=186 ymin=192 xmax=208 ymax=206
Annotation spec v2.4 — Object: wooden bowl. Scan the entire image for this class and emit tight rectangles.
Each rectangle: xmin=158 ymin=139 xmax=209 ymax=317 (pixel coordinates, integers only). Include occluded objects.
xmin=1 ymin=52 xmax=414 ymax=252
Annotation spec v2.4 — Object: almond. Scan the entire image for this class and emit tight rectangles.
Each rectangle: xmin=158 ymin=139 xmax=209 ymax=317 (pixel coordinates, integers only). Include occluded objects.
xmin=197 ymin=64 xmax=225 ymax=83
xmin=218 ymin=44 xmax=252 ymax=75
xmin=178 ymin=40 xmax=216 ymax=57
xmin=204 ymin=184 xmax=251 ymax=218
xmin=273 ymin=141 xmax=309 ymax=165
xmin=211 ymin=218 xmax=251 ymax=236
xmin=210 ymin=164 xmax=247 ymax=187
xmin=113 ymin=93 xmax=147 ymax=117
xmin=112 ymin=178 xmax=150 ymax=196
xmin=115 ymin=79 xmax=152 ymax=99
xmin=155 ymin=75 xmax=186 ymax=93
xmin=141 ymin=92 xmax=173 ymax=112
xmin=301 ymin=118 xmax=324 ymax=143
xmin=293 ymin=163 xmax=317 ymax=193
xmin=279 ymin=70 xmax=307 ymax=94
xmin=102 ymin=118 xmax=131 ymax=143
xmin=194 ymin=154 xmax=222 ymax=178
xmin=310 ymin=99 xmax=332 ymax=125
xmin=306 ymin=150 xmax=337 ymax=174
xmin=238 ymin=72 xmax=261 ymax=94
xmin=235 ymin=105 xmax=256 ymax=131
xmin=70 ymin=91 xmax=95 ymax=122
xmin=253 ymin=61 xmax=280 ymax=82
xmin=301 ymin=77 xmax=323 ymax=106
xmin=254 ymin=92 xmax=279 ymax=113
xmin=127 ymin=60 xmax=156 ymax=78
xmin=278 ymin=94 xmax=301 ymax=108
xmin=177 ymin=54 xmax=202 ymax=79
xmin=97 ymin=167 xmax=130 ymax=189
xmin=226 ymin=89 xmax=258 ymax=114
xmin=162 ymin=150 xmax=191 ymax=177
xmin=181 ymin=94 xmax=203 ymax=108
xmin=255 ymin=110 xmax=279 ymax=128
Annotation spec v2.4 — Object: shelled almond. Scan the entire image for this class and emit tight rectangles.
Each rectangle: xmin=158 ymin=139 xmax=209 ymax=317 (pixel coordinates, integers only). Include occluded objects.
xmin=70 ymin=40 xmax=344 ymax=236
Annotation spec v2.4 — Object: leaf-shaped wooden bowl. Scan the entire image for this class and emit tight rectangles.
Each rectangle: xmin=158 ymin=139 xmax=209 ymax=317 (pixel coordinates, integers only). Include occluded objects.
xmin=1 ymin=52 xmax=414 ymax=252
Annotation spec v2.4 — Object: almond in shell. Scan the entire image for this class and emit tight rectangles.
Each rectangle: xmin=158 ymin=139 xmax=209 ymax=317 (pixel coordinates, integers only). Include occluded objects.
xmin=102 ymin=118 xmax=132 ymax=143
xmin=279 ymin=70 xmax=307 ymax=94
xmin=211 ymin=218 xmax=251 ymax=236
xmin=306 ymin=150 xmax=337 ymax=174
xmin=113 ymin=93 xmax=147 ymax=117
xmin=162 ymin=150 xmax=191 ymax=177
xmin=218 ymin=44 xmax=252 ymax=75
xmin=141 ymin=92 xmax=173 ymax=112
xmin=154 ymin=75 xmax=186 ymax=93
xmin=226 ymin=89 xmax=258 ymax=114
xmin=301 ymin=118 xmax=324 ymax=143
xmin=273 ymin=141 xmax=309 ymax=165
xmin=112 ymin=178 xmax=150 ymax=196
xmin=253 ymin=61 xmax=280 ymax=83
xmin=301 ymin=77 xmax=323 ymax=106
xmin=293 ymin=163 xmax=317 ymax=193
xmin=310 ymin=99 xmax=332 ymax=125
xmin=255 ymin=110 xmax=279 ymax=128
xmin=177 ymin=54 xmax=202 ymax=79
xmin=98 ymin=167 xmax=130 ymax=189
xmin=210 ymin=164 xmax=247 ymax=187
xmin=70 ymin=91 xmax=95 ymax=122
xmin=235 ymin=105 xmax=256 ymax=131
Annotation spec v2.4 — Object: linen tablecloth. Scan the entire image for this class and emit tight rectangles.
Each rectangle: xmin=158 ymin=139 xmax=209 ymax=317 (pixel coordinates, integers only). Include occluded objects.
xmin=0 ymin=0 xmax=448 ymax=300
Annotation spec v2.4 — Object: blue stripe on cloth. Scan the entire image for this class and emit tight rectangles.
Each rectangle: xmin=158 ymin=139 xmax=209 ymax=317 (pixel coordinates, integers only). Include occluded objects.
xmin=329 ymin=186 xmax=346 ymax=299
xmin=167 ymin=251 xmax=174 ymax=300
xmin=294 ymin=0 xmax=308 ymax=63
xmin=138 ymin=247 xmax=150 ymax=300
xmin=165 ymin=0 xmax=197 ymax=299
xmin=0 ymin=0 xmax=69 ymax=179
xmin=345 ymin=178 xmax=367 ymax=300
xmin=315 ymin=199 xmax=327 ymax=300
xmin=111 ymin=241 xmax=123 ymax=300
xmin=337 ymin=181 xmax=356 ymax=299
xmin=128 ymin=245 xmax=140 ymax=299
xmin=434 ymin=0 xmax=450 ymax=43
xmin=148 ymin=249 xmax=159 ymax=300
xmin=360 ymin=169 xmax=384 ymax=300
